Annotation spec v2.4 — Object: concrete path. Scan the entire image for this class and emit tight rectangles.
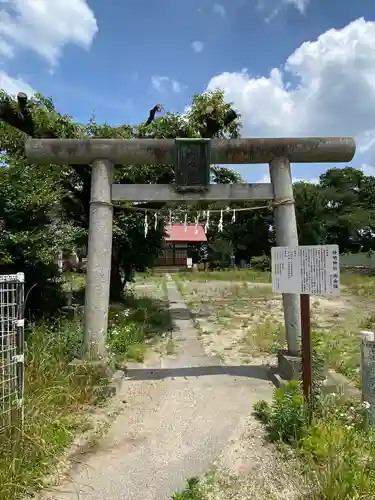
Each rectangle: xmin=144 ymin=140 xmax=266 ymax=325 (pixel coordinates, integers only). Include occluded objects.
xmin=42 ymin=276 xmax=273 ymax=500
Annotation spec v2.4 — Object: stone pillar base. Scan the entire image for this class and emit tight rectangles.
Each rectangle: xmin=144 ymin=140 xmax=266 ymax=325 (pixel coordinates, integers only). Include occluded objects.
xmin=270 ymin=349 xmax=301 ymax=387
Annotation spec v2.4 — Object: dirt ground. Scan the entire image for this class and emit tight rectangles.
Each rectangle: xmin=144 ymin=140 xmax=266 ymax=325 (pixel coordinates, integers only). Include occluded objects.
xmin=199 ymin=416 xmax=305 ymax=500
xmin=176 ymin=277 xmax=375 ymax=384
xmin=142 ymin=275 xmax=306 ymax=500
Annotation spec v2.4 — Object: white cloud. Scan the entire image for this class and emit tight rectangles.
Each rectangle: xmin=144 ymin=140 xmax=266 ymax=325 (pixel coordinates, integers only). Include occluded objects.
xmin=151 ymin=76 xmax=183 ymax=93
xmin=206 ymin=18 xmax=375 ymax=163
xmin=151 ymin=76 xmax=169 ymax=92
xmin=191 ymin=40 xmax=204 ymax=53
xmin=172 ymin=80 xmax=181 ymax=93
xmin=257 ymin=170 xmax=319 ymax=184
xmin=361 ymin=164 xmax=375 ymax=177
xmin=0 ymin=71 xmax=34 ymax=96
xmin=0 ymin=0 xmax=98 ymax=66
xmin=283 ymin=0 xmax=309 ymax=14
xmin=213 ymin=4 xmax=226 ymax=17
xmin=259 ymin=0 xmax=309 ymax=21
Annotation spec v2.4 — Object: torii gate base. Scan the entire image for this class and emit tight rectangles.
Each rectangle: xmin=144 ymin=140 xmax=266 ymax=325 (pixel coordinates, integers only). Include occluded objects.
xmin=25 ymin=136 xmax=356 ymax=382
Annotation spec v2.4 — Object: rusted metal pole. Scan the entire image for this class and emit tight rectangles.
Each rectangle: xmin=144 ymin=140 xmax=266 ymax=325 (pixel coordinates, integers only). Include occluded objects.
xmin=25 ymin=137 xmax=356 ymax=165
xmin=301 ymin=294 xmax=313 ymax=406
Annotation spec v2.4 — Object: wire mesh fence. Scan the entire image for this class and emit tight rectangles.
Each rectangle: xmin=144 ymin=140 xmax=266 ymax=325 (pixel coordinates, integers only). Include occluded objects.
xmin=0 ymin=273 xmax=25 ymax=433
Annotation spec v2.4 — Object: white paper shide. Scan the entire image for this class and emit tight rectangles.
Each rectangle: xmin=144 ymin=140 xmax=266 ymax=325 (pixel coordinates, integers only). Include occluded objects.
xmin=271 ymin=245 xmax=340 ymax=296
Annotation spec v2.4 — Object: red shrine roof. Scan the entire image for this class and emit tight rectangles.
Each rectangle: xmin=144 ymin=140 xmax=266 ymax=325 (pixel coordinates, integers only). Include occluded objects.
xmin=165 ymin=224 xmax=207 ymax=243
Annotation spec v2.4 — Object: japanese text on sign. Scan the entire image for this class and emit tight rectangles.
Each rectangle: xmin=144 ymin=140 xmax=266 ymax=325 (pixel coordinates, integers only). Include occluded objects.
xmin=271 ymin=245 xmax=340 ymax=296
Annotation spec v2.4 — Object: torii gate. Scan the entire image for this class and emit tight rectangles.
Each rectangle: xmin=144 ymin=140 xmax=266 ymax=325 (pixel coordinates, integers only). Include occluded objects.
xmin=25 ymin=136 xmax=356 ymax=378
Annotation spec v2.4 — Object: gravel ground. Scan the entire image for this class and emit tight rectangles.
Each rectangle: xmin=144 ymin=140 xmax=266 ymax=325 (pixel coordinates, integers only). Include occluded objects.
xmin=36 ymin=276 xmax=303 ymax=500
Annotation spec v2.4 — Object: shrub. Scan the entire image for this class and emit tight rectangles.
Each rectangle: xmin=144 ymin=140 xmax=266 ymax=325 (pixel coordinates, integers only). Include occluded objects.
xmin=253 ymin=399 xmax=272 ymax=423
xmin=251 ymin=255 xmax=271 ymax=272
xmin=254 ymin=381 xmax=306 ymax=443
xmin=269 ymin=381 xmax=306 ymax=442
xmin=172 ymin=478 xmax=205 ymax=500
xmin=301 ymin=421 xmax=375 ymax=499
xmin=254 ymin=378 xmax=375 ymax=499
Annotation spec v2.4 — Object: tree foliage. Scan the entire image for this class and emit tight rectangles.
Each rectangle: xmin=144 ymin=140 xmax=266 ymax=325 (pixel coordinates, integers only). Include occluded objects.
xmin=0 ymin=88 xmax=241 ymax=307
xmin=0 ymin=85 xmax=374 ymax=315
xmin=294 ymin=167 xmax=375 ymax=252
xmin=203 ymin=166 xmax=375 ymax=265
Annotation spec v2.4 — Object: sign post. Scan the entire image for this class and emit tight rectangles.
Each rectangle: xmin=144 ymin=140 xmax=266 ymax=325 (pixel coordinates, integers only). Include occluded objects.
xmin=271 ymin=245 xmax=340 ymax=404
xmin=300 ymin=293 xmax=312 ymax=402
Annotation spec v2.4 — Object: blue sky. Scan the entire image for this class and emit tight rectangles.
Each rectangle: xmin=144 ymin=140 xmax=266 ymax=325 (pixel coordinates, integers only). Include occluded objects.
xmin=1 ymin=0 xmax=375 ymax=183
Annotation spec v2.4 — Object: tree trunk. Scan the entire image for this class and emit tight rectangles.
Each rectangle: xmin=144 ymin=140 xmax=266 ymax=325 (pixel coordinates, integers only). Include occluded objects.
xmin=110 ymin=251 xmax=124 ymax=302
xmin=123 ymin=262 xmax=133 ymax=285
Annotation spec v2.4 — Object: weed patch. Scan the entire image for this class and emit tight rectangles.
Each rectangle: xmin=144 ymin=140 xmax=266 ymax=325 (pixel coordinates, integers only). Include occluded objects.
xmin=341 ymin=272 xmax=375 ymax=299
xmin=0 ymin=318 xmax=108 ymax=500
xmin=106 ymin=291 xmax=171 ymax=363
xmin=254 ymin=381 xmax=375 ymax=499
xmin=172 ymin=477 xmax=206 ymax=500
xmin=245 ymin=317 xmax=285 ymax=354
xmin=176 ymin=269 xmax=271 ymax=283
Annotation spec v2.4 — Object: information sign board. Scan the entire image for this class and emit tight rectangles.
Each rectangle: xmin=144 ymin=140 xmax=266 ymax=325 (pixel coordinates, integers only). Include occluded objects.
xmin=271 ymin=245 xmax=340 ymax=296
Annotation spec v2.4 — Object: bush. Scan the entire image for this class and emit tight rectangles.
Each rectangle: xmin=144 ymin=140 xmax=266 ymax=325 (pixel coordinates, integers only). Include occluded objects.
xmin=260 ymin=381 xmax=306 ymax=443
xmin=253 ymin=399 xmax=272 ymax=423
xmin=254 ymin=381 xmax=375 ymax=499
xmin=251 ymin=255 xmax=271 ymax=272
xmin=301 ymin=419 xmax=375 ymax=499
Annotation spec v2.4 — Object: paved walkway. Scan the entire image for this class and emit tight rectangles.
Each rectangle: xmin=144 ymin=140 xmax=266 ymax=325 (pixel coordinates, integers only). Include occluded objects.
xmin=42 ymin=277 xmax=273 ymax=500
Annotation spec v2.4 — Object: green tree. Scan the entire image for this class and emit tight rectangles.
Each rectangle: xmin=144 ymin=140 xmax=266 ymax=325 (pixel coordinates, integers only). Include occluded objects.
xmin=293 ymin=168 xmax=375 ymax=251
xmin=0 ymin=89 xmax=241 ymax=301
xmin=319 ymin=167 xmax=375 ymax=252
xmin=0 ymin=152 xmax=82 ymax=315
xmin=294 ymin=181 xmax=327 ymax=245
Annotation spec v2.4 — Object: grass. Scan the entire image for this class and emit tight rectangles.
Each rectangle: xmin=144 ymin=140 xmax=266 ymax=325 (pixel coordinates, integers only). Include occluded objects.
xmin=165 ymin=338 xmax=177 ymax=355
xmin=312 ymin=325 xmax=362 ymax=383
xmin=106 ymin=281 xmax=172 ymax=364
xmin=254 ymin=382 xmax=375 ymax=499
xmin=319 ymin=312 xmax=375 ymax=385
xmin=0 ymin=272 xmax=172 ymax=499
xmin=176 ymin=268 xmax=271 ymax=283
xmin=300 ymin=422 xmax=375 ymax=499
xmin=176 ymin=278 xmax=286 ymax=362
xmin=172 ymin=477 xmax=206 ymax=500
xmin=60 ymin=271 xmax=171 ymax=365
xmin=176 ymin=269 xmax=375 ymax=498
xmin=245 ymin=317 xmax=285 ymax=354
xmin=178 ymin=267 xmax=375 ymax=294
xmin=176 ymin=269 xmax=375 ymax=383
xmin=0 ymin=318 xmax=109 ymax=500
xmin=60 ymin=271 xmax=86 ymax=289
xmin=340 ymin=271 xmax=375 ymax=298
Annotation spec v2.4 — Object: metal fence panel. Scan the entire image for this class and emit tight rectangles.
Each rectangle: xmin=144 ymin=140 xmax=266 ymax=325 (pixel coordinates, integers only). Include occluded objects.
xmin=0 ymin=273 xmax=24 ymax=433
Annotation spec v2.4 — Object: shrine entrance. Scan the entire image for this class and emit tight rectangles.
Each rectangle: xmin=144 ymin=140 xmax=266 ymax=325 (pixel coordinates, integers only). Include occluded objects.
xmin=25 ymin=136 xmax=356 ymax=374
